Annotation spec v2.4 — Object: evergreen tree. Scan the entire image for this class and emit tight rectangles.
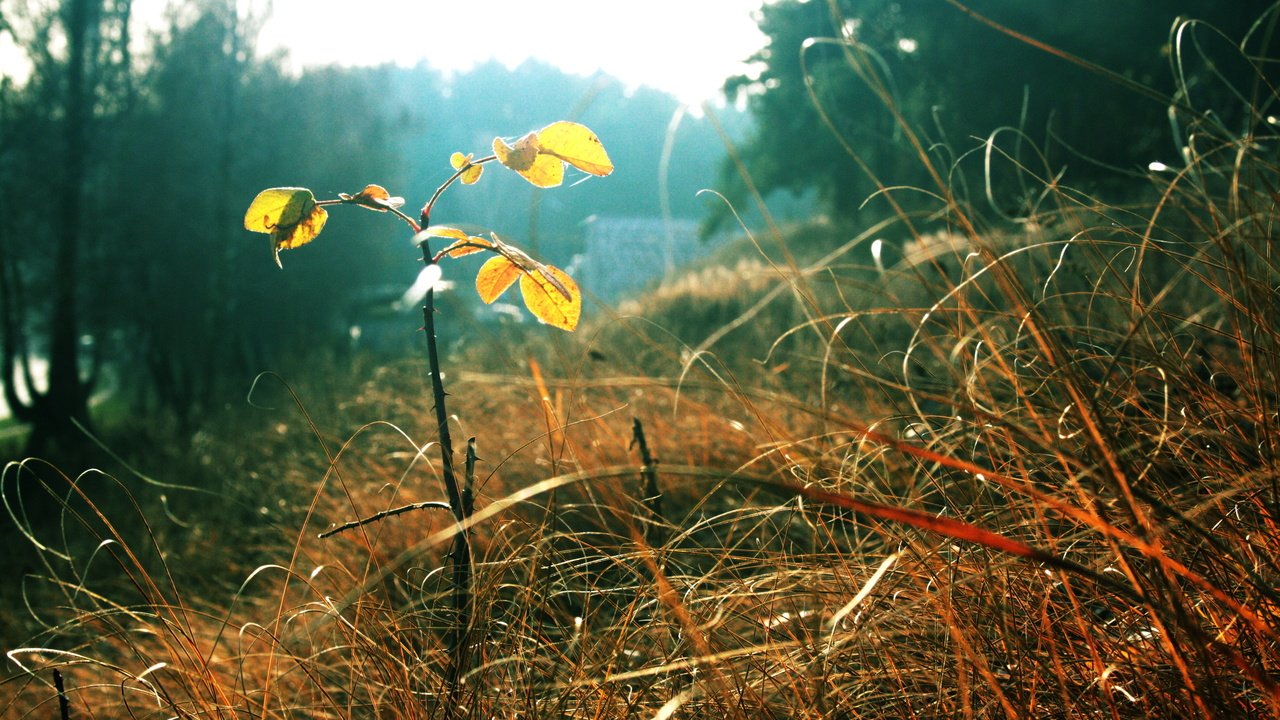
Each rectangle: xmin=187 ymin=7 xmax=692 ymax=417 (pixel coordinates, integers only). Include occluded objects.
xmin=721 ymin=0 xmax=1274 ymax=229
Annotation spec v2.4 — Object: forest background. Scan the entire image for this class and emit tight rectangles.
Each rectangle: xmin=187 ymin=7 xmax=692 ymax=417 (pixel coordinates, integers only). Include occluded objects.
xmin=0 ymin=0 xmax=1262 ymax=453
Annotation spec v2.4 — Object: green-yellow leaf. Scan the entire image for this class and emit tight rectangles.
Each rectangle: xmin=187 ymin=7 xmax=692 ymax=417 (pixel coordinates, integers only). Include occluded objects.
xmin=475 ymin=255 xmax=522 ymax=304
xmin=536 ymin=121 xmax=613 ymax=177
xmin=519 ymin=264 xmax=581 ymax=331
xmin=244 ymin=187 xmax=315 ymax=233
xmin=244 ymin=187 xmax=328 ymax=268
xmin=271 ymin=204 xmax=327 ymax=268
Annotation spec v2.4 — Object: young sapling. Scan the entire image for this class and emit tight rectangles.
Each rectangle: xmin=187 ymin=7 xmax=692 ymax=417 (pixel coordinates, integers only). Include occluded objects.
xmin=243 ymin=120 xmax=613 ymax=704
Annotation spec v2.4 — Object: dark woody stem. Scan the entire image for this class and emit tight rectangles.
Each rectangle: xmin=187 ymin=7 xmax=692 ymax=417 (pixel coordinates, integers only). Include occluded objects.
xmin=417 ymin=205 xmax=473 ymax=707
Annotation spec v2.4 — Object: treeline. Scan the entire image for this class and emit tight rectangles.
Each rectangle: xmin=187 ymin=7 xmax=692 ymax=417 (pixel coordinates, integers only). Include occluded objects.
xmin=0 ymin=0 xmax=738 ymax=452
xmin=9 ymin=0 xmax=1268 ymax=454
xmin=718 ymin=0 xmax=1276 ymax=227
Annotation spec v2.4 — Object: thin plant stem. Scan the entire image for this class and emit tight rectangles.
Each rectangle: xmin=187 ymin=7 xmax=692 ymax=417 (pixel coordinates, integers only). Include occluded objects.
xmin=316 ymin=501 xmax=452 ymax=539
xmin=631 ymin=417 xmax=664 ymax=544
xmin=416 ymin=207 xmax=474 ymax=710
xmin=54 ymin=669 xmax=70 ymax=720
xmin=420 ymin=155 xmax=497 ymax=221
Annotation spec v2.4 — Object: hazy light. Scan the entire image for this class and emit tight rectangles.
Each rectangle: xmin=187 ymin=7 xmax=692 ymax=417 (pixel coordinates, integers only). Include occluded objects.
xmin=897 ymin=37 xmax=918 ymax=53
xmin=870 ymin=238 xmax=885 ymax=274
xmin=0 ymin=32 xmax=31 ymax=82
xmin=251 ymin=1 xmax=768 ymax=107
xmin=396 ymin=264 xmax=447 ymax=310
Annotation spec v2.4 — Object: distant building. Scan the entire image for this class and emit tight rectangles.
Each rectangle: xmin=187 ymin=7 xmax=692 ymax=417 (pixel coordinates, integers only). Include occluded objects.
xmin=579 ymin=216 xmax=712 ymax=303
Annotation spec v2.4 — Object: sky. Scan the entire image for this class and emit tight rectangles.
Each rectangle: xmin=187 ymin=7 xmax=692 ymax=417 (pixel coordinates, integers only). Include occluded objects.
xmin=246 ymin=0 xmax=769 ymax=107
xmin=1 ymin=1 xmax=768 ymax=106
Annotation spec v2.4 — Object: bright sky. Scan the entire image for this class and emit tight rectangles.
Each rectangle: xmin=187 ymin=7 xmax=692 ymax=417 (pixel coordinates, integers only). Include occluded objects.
xmin=0 ymin=1 xmax=767 ymax=105
xmin=252 ymin=1 xmax=768 ymax=107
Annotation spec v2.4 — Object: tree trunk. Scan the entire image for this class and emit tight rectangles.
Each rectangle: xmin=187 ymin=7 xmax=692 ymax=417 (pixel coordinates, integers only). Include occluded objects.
xmin=22 ymin=0 xmax=99 ymax=455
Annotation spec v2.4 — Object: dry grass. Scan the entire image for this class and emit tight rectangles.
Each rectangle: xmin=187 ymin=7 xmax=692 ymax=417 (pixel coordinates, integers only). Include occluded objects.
xmin=5 ymin=9 xmax=1280 ymax=719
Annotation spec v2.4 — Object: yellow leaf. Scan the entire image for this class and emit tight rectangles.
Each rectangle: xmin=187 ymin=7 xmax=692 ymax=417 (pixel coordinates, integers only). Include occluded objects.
xmin=492 ymin=132 xmax=539 ymax=170
xmin=425 ymin=226 xmax=471 ymax=242
xmin=520 ymin=153 xmax=564 ymax=188
xmin=271 ymin=204 xmax=327 ymax=268
xmin=519 ymin=265 xmax=581 ymax=331
xmin=443 ymin=242 xmax=486 ymax=258
xmin=451 ymin=152 xmax=483 ymax=184
xmin=444 ymin=237 xmax=493 ymax=258
xmin=475 ymin=255 xmax=522 ymax=304
xmin=528 ymin=154 xmax=565 ymax=187
xmin=536 ymin=121 xmax=613 ymax=177
xmin=244 ymin=187 xmax=315 ymax=233
xmin=426 ymin=226 xmax=492 ymax=257
xmin=339 ymin=183 xmax=405 ymax=212
xmin=493 ymin=132 xmax=564 ymax=188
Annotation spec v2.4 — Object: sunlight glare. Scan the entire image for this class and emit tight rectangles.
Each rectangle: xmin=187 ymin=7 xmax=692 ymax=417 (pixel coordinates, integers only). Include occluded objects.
xmin=253 ymin=1 xmax=767 ymax=107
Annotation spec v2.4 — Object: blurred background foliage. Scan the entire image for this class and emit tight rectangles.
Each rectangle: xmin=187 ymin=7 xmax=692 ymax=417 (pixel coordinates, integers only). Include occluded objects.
xmin=0 ymin=0 xmax=1270 ymax=453
xmin=0 ymin=0 xmax=746 ymax=451
xmin=717 ymin=0 xmax=1274 ymax=228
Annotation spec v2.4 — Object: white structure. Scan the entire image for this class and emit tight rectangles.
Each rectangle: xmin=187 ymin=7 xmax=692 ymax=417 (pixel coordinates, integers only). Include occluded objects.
xmin=579 ymin=216 xmax=708 ymax=303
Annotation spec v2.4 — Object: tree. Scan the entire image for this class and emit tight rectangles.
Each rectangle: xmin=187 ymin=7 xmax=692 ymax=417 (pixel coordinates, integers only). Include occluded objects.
xmin=721 ymin=0 xmax=1275 ymax=229
xmin=24 ymin=0 xmax=409 ymax=432
xmin=103 ymin=0 xmax=263 ymax=429
xmin=0 ymin=5 xmax=740 ymax=452
xmin=0 ymin=0 xmax=133 ymax=454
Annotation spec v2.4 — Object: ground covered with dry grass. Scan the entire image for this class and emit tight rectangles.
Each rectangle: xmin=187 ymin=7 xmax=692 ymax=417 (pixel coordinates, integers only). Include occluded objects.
xmin=5 ymin=19 xmax=1280 ymax=720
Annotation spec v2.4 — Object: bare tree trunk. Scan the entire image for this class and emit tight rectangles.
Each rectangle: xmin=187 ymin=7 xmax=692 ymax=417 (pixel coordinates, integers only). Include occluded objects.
xmin=0 ymin=18 xmax=36 ymax=428
xmin=23 ymin=0 xmax=100 ymax=454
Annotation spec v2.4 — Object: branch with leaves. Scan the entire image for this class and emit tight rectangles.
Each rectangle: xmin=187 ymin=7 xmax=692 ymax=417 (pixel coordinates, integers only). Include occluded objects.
xmin=241 ymin=120 xmax=610 ymax=330
xmin=241 ymin=121 xmax=612 ymax=708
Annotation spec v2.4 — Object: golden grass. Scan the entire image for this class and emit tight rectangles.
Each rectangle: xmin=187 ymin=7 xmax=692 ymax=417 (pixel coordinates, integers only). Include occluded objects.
xmin=5 ymin=9 xmax=1280 ymax=718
